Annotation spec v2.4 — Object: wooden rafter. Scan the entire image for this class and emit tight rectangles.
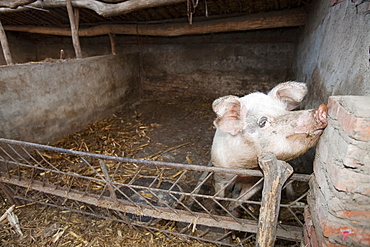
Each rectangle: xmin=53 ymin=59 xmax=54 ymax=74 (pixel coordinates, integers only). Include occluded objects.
xmin=3 ymin=8 xmax=306 ymax=37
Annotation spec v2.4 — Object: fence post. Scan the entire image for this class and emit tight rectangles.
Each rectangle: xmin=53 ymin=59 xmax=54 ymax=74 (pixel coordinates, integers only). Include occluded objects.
xmin=256 ymin=153 xmax=293 ymax=247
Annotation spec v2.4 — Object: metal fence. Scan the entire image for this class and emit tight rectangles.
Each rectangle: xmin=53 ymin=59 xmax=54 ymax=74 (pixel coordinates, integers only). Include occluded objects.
xmin=0 ymin=138 xmax=309 ymax=246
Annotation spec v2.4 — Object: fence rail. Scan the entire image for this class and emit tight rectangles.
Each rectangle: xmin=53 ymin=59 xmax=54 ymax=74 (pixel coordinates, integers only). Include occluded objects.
xmin=0 ymin=138 xmax=309 ymax=246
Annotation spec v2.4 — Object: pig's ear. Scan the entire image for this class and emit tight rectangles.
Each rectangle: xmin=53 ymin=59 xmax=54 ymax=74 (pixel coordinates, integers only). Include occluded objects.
xmin=268 ymin=81 xmax=307 ymax=110
xmin=212 ymin=95 xmax=246 ymax=136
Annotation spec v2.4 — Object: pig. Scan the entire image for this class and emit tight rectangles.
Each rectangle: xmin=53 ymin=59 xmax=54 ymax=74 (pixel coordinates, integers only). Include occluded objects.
xmin=210 ymin=81 xmax=328 ymax=213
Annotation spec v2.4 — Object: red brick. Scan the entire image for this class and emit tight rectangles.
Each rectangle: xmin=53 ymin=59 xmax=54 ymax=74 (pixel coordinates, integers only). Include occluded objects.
xmin=315 ymin=126 xmax=370 ymax=195
xmin=304 ymin=206 xmax=320 ymax=247
xmin=343 ymin=143 xmax=370 ymax=170
xmin=336 ymin=210 xmax=370 ymax=224
xmin=308 ymin=177 xmax=370 ymax=246
xmin=324 ymin=240 xmax=347 ymax=247
xmin=328 ymin=96 xmax=370 ymax=142
xmin=319 ymin=222 xmax=370 ymax=246
xmin=325 ymin=159 xmax=370 ymax=195
xmin=312 ymin=165 xmax=370 ymax=221
xmin=316 ymin=124 xmax=369 ymax=172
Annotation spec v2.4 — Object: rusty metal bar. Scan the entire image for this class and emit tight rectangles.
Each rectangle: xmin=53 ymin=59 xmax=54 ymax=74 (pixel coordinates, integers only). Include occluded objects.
xmin=0 ymin=173 xmax=303 ymax=241
xmin=12 ymin=194 xmax=237 ymax=247
xmin=0 ymin=138 xmax=310 ymax=181
xmin=0 ymin=137 xmax=308 ymax=244
xmin=99 ymin=159 xmax=118 ymax=202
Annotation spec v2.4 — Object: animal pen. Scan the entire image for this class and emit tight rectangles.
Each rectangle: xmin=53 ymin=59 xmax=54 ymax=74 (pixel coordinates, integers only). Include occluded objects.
xmin=0 ymin=137 xmax=309 ymax=246
xmin=0 ymin=0 xmax=369 ymax=246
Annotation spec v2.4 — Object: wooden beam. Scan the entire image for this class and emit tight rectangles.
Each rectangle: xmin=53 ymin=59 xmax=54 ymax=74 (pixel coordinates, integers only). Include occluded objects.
xmin=0 ymin=0 xmax=36 ymax=8
xmin=0 ymin=20 xmax=13 ymax=65
xmin=0 ymin=0 xmax=187 ymax=17
xmin=3 ymin=8 xmax=306 ymax=37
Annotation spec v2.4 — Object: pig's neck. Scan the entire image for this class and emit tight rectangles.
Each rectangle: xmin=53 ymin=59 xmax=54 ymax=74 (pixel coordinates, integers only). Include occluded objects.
xmin=211 ymin=129 xmax=260 ymax=170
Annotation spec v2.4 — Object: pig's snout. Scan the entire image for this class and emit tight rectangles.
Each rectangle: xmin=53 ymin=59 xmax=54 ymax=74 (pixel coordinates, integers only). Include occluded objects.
xmin=313 ymin=104 xmax=328 ymax=134
xmin=316 ymin=104 xmax=328 ymax=126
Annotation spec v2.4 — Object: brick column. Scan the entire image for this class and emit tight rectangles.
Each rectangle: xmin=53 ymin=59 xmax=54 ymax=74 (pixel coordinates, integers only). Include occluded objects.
xmin=304 ymin=96 xmax=370 ymax=246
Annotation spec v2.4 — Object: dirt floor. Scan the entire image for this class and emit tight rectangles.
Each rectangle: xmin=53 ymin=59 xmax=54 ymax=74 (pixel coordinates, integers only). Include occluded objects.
xmin=0 ymin=96 xmax=220 ymax=247
xmin=130 ymin=96 xmax=215 ymax=165
xmin=0 ymin=93 xmax=308 ymax=246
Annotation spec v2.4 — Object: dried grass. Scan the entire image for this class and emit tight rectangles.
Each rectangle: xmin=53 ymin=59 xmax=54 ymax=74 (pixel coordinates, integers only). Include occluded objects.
xmin=0 ymin=102 xmax=217 ymax=246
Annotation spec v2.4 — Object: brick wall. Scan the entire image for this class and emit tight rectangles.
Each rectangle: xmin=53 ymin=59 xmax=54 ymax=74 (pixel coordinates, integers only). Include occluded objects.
xmin=304 ymin=96 xmax=370 ymax=246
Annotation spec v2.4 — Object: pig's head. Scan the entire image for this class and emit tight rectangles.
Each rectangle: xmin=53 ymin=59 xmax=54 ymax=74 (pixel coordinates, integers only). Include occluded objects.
xmin=212 ymin=81 xmax=328 ymax=168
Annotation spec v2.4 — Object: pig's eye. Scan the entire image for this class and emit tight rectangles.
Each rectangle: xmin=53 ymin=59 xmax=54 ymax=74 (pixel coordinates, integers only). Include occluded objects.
xmin=258 ymin=116 xmax=268 ymax=128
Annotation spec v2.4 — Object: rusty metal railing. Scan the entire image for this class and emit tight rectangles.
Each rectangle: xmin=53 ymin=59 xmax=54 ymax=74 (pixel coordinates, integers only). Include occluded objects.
xmin=0 ymin=138 xmax=309 ymax=246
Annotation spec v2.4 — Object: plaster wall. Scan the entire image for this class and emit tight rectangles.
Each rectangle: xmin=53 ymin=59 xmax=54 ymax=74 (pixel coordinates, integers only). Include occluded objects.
xmin=134 ymin=30 xmax=300 ymax=97
xmin=1 ymin=29 xmax=301 ymax=98
xmin=0 ymin=54 xmax=141 ymax=144
xmin=294 ymin=0 xmax=370 ymax=109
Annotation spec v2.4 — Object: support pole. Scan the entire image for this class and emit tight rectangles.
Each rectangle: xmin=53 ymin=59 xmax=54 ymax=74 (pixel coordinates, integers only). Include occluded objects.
xmin=108 ymin=33 xmax=116 ymax=55
xmin=0 ymin=20 xmax=13 ymax=65
xmin=256 ymin=153 xmax=294 ymax=247
xmin=66 ymin=0 xmax=82 ymax=58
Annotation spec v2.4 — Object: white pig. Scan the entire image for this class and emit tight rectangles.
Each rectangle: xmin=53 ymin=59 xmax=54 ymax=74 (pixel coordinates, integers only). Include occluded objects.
xmin=211 ymin=81 xmax=328 ymax=210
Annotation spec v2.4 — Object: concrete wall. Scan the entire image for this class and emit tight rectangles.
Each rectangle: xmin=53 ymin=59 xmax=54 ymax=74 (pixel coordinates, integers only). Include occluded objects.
xmin=1 ymin=28 xmax=301 ymax=98
xmin=0 ymin=32 xmax=113 ymax=64
xmin=294 ymin=0 xmax=370 ymax=109
xmin=136 ymin=30 xmax=300 ymax=98
xmin=0 ymin=54 xmax=141 ymax=144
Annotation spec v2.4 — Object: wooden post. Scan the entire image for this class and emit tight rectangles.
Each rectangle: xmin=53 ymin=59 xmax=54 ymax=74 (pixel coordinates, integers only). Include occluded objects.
xmin=66 ymin=0 xmax=82 ymax=58
xmin=0 ymin=20 xmax=13 ymax=65
xmin=256 ymin=153 xmax=294 ymax=247
xmin=108 ymin=33 xmax=116 ymax=55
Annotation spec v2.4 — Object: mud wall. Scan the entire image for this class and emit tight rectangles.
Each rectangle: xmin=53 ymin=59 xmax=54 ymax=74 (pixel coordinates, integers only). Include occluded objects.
xmin=135 ymin=30 xmax=299 ymax=98
xmin=0 ymin=54 xmax=141 ymax=144
xmin=294 ymin=1 xmax=370 ymax=109
xmin=1 ymin=28 xmax=301 ymax=98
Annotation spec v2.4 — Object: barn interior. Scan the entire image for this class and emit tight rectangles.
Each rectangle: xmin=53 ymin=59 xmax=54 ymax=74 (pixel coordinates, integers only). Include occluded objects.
xmin=0 ymin=0 xmax=369 ymax=246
